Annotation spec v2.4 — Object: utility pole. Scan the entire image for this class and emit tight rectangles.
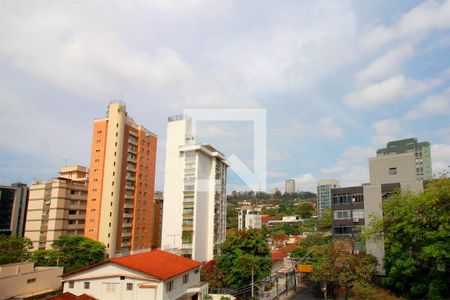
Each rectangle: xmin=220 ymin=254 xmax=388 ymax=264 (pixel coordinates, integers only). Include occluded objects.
xmin=251 ymin=266 xmax=254 ymax=298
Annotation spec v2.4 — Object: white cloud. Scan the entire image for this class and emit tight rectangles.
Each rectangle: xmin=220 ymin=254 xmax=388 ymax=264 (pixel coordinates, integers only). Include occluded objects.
xmin=267 ymin=171 xmax=288 ymax=179
xmin=342 ymin=146 xmax=375 ymax=160
xmin=361 ymin=0 xmax=450 ymax=52
xmin=356 ymin=45 xmax=414 ymax=85
xmin=371 ymin=119 xmax=404 ymax=147
xmin=431 ymin=144 xmax=450 ymax=175
xmin=344 ymin=74 xmax=443 ymax=109
xmin=293 ymin=173 xmax=318 ymax=192
xmin=405 ymin=87 xmax=450 ymax=119
xmin=317 ymin=117 xmax=345 ymax=139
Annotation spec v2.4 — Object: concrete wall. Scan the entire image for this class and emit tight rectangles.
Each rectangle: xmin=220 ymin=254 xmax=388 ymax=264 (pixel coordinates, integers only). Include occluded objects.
xmin=162 ymin=119 xmax=188 ymax=251
xmin=0 ymin=263 xmax=62 ymax=300
xmin=369 ymin=153 xmax=417 ymax=185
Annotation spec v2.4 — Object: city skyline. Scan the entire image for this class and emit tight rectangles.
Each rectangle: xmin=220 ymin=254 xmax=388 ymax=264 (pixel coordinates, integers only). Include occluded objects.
xmin=1 ymin=1 xmax=450 ymax=192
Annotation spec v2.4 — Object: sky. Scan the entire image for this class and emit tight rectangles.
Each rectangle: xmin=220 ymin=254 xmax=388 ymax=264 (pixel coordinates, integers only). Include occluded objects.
xmin=0 ymin=0 xmax=449 ymax=192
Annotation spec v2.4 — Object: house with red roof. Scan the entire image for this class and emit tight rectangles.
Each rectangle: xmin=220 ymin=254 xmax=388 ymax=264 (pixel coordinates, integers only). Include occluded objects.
xmin=61 ymin=250 xmax=208 ymax=300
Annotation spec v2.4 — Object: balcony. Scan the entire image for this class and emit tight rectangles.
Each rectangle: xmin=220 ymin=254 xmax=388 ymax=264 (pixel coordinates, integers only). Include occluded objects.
xmin=123 ymin=213 xmax=133 ymax=218
xmin=125 ymin=185 xmax=135 ymax=191
xmin=126 ymin=175 xmax=135 ymax=181
xmin=126 ymin=165 xmax=136 ymax=172
xmin=182 ymin=243 xmax=192 ymax=249
xmin=128 ymin=157 xmax=136 ymax=163
xmin=124 ymin=202 xmax=134 ymax=209
xmin=125 ymin=193 xmax=134 ymax=200
xmin=128 ymin=138 xmax=137 ymax=146
xmin=122 ymin=232 xmax=132 ymax=238
xmin=121 ymin=241 xmax=131 ymax=247
xmin=128 ymin=147 xmax=137 ymax=155
xmin=182 ymin=224 xmax=193 ymax=230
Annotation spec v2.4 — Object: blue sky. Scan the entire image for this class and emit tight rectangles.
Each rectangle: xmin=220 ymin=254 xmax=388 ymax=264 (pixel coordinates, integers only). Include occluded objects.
xmin=0 ymin=0 xmax=449 ymax=192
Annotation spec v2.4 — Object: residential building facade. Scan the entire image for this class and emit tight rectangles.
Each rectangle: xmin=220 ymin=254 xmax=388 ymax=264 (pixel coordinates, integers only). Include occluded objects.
xmin=331 ymin=152 xmax=423 ymax=274
xmin=0 ymin=183 xmax=28 ymax=236
xmin=237 ymin=206 xmax=262 ymax=230
xmin=376 ymin=137 xmax=432 ymax=180
xmin=285 ymin=179 xmax=295 ymax=194
xmin=61 ymin=250 xmax=207 ymax=300
xmin=25 ymin=166 xmax=88 ymax=250
xmin=84 ymin=102 xmax=158 ymax=258
xmin=316 ymin=179 xmax=340 ymax=218
xmin=0 ymin=262 xmax=63 ymax=300
xmin=161 ymin=115 xmax=228 ymax=262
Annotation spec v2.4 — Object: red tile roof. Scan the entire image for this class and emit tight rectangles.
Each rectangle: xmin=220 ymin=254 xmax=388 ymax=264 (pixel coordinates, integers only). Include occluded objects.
xmin=49 ymin=292 xmax=97 ymax=300
xmin=63 ymin=250 xmax=201 ymax=281
xmin=271 ymin=251 xmax=288 ymax=262
xmin=111 ymin=250 xmax=200 ymax=280
xmin=278 ymin=244 xmax=301 ymax=254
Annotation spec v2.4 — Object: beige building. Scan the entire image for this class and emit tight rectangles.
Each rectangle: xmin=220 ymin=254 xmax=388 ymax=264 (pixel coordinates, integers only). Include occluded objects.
xmin=25 ymin=166 xmax=88 ymax=250
xmin=0 ymin=261 xmax=63 ymax=300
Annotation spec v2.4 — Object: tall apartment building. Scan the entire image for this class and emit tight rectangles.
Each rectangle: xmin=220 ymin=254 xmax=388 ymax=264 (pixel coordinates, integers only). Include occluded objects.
xmin=25 ymin=166 xmax=88 ymax=250
xmin=331 ymin=152 xmax=423 ymax=274
xmin=317 ymin=179 xmax=340 ymax=218
xmin=84 ymin=102 xmax=157 ymax=258
xmin=376 ymin=137 xmax=432 ymax=180
xmin=0 ymin=183 xmax=28 ymax=236
xmin=161 ymin=115 xmax=228 ymax=262
xmin=238 ymin=206 xmax=262 ymax=230
xmin=285 ymin=179 xmax=295 ymax=194
xmin=152 ymin=191 xmax=163 ymax=249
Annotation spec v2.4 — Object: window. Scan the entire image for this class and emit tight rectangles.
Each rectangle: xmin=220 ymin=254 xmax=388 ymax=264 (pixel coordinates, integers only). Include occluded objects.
xmin=120 ymin=276 xmax=125 ymax=280
xmin=166 ymin=280 xmax=174 ymax=292
xmin=389 ymin=167 xmax=397 ymax=175
xmin=194 ymin=268 xmax=199 ymax=274
xmin=69 ymin=282 xmax=74 ymax=288
xmin=70 ymin=190 xmax=76 ymax=195
xmin=352 ymin=209 xmax=364 ymax=219
xmin=333 ymin=226 xmax=352 ymax=235
xmin=68 ymin=210 xmax=76 ymax=215
xmin=333 ymin=210 xmax=351 ymax=220
xmin=84 ymin=282 xmax=90 ymax=289
xmin=126 ymin=283 xmax=133 ymax=290
xmin=27 ymin=278 xmax=36 ymax=284
xmin=104 ymin=283 xmax=115 ymax=292
xmin=183 ymin=274 xmax=189 ymax=284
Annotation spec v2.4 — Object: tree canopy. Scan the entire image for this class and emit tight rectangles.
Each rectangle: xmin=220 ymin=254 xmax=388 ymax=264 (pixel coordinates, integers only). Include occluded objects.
xmin=369 ymin=178 xmax=450 ymax=299
xmin=0 ymin=235 xmax=32 ymax=265
xmin=216 ymin=229 xmax=272 ymax=289
xmin=32 ymin=235 xmax=106 ymax=273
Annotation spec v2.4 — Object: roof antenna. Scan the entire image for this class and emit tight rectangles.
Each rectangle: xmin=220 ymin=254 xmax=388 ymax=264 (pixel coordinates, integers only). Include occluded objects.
xmin=62 ymin=158 xmax=69 ymax=166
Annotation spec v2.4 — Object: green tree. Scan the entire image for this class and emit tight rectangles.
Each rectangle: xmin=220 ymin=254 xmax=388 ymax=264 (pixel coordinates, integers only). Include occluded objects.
xmin=368 ymin=178 xmax=450 ymax=299
xmin=216 ymin=229 xmax=271 ymax=289
xmin=311 ymin=240 xmax=378 ymax=298
xmin=0 ymin=235 xmax=32 ymax=264
xmin=32 ymin=236 xmax=106 ymax=273
xmin=317 ymin=208 xmax=332 ymax=231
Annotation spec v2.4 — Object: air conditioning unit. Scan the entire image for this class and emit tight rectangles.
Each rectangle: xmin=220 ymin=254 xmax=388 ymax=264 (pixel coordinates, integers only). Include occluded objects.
xmin=354 ymin=250 xmax=359 ymax=254
xmin=353 ymin=218 xmax=359 ymax=223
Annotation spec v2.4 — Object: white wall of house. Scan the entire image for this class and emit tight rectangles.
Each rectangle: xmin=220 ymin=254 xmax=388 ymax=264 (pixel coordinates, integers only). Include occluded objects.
xmin=63 ymin=262 xmax=201 ymax=300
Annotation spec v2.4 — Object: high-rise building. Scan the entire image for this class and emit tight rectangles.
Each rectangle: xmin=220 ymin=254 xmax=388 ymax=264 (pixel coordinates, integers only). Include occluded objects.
xmin=331 ymin=152 xmax=423 ymax=274
xmin=161 ymin=115 xmax=228 ymax=261
xmin=84 ymin=102 xmax=157 ymax=258
xmin=285 ymin=179 xmax=295 ymax=194
xmin=25 ymin=166 xmax=88 ymax=250
xmin=317 ymin=179 xmax=340 ymax=217
xmin=237 ymin=206 xmax=262 ymax=230
xmin=0 ymin=183 xmax=28 ymax=236
xmin=376 ymin=137 xmax=432 ymax=180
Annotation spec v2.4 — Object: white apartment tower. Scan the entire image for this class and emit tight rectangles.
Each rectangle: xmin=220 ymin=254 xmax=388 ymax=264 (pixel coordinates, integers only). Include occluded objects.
xmin=161 ymin=115 xmax=228 ymax=262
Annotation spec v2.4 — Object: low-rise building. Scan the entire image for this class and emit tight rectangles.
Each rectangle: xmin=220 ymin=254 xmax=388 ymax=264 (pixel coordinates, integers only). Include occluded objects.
xmin=0 ymin=261 xmax=63 ymax=300
xmin=62 ymin=250 xmax=208 ymax=300
xmin=331 ymin=152 xmax=423 ymax=274
xmin=237 ymin=206 xmax=262 ymax=230
xmin=267 ymin=216 xmax=303 ymax=226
